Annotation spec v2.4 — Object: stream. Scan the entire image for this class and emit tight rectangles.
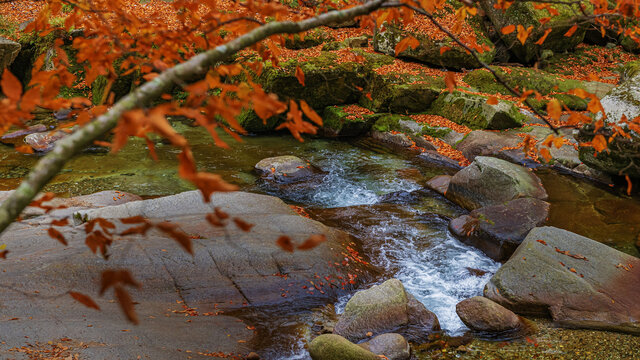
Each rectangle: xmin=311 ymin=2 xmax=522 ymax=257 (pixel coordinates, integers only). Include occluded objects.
xmin=1 ymin=121 xmax=639 ymax=359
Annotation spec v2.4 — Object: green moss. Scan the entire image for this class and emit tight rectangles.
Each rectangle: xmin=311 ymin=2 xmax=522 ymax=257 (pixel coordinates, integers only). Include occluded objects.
xmin=421 ymin=125 xmax=451 ymax=138
xmin=284 ymin=28 xmax=332 ymax=50
xmin=321 ymin=105 xmax=379 ymax=137
xmin=372 ymin=114 xmax=410 ymax=132
xmin=360 ymin=72 xmax=444 ymax=113
xmin=0 ymin=15 xmax=18 ymax=38
xmin=91 ymin=56 xmax=139 ymax=105
xmin=235 ymin=109 xmax=283 ymax=133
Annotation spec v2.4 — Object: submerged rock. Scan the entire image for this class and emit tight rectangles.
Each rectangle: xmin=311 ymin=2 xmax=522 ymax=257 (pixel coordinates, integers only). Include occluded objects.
xmin=309 ymin=334 xmax=379 ymax=360
xmin=449 ymin=198 xmax=549 ymax=261
xmin=358 ymin=333 xmax=410 ymax=360
xmin=456 ymin=296 xmax=527 ymax=334
xmin=333 ymin=278 xmax=440 ymax=343
xmin=254 ymin=155 xmax=320 ymax=183
xmin=484 ymin=226 xmax=640 ymax=334
xmin=446 ymin=156 xmax=547 ymax=210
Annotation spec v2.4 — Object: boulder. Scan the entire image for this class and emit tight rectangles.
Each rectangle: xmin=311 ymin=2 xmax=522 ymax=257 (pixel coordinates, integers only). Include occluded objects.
xmin=429 ymin=91 xmax=526 ymax=130
xmin=373 ymin=16 xmax=495 ymax=70
xmin=449 ymin=198 xmax=549 ymax=261
xmin=446 ymin=156 xmax=548 ymax=210
xmin=456 ymin=296 xmax=525 ymax=333
xmin=479 ymin=0 xmax=590 ymax=63
xmin=309 ymin=334 xmax=379 ymax=360
xmin=321 ymin=105 xmax=378 ymax=137
xmin=484 ymin=226 xmax=640 ymax=334
xmin=359 ymin=72 xmax=443 ymax=113
xmin=333 ymin=278 xmax=439 ymax=342
xmin=254 ymin=155 xmax=320 ymax=183
xmin=0 ymin=36 xmax=21 ymax=72
xmin=358 ymin=333 xmax=410 ymax=360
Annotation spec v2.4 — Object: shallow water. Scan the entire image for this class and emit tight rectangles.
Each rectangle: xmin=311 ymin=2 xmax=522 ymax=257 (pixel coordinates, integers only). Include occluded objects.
xmin=1 ymin=124 xmax=639 ymax=359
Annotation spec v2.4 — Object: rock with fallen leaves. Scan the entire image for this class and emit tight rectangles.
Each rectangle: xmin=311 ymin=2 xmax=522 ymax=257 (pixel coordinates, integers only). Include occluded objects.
xmin=308 ymin=334 xmax=379 ymax=360
xmin=449 ymin=197 xmax=550 ymax=261
xmin=255 ymin=155 xmax=322 ymax=183
xmin=446 ymin=156 xmax=548 ymax=210
xmin=358 ymin=333 xmax=410 ymax=360
xmin=484 ymin=226 xmax=640 ymax=334
xmin=456 ymin=296 xmax=529 ymax=335
xmin=320 ymin=105 xmax=379 ymax=137
xmin=333 ymin=278 xmax=440 ymax=343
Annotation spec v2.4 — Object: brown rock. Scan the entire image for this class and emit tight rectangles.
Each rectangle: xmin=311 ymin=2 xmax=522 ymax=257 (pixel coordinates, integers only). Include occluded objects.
xmin=456 ymin=296 xmax=524 ymax=333
xmin=425 ymin=175 xmax=451 ymax=196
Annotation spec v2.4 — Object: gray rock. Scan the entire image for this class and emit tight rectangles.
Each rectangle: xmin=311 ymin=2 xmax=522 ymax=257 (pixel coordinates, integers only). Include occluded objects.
xmin=0 ymin=36 xmax=20 ymax=71
xmin=456 ymin=296 xmax=524 ymax=333
xmin=359 ymin=333 xmax=410 ymax=360
xmin=430 ymin=91 xmax=526 ymax=130
xmin=254 ymin=155 xmax=319 ymax=183
xmin=371 ymin=130 xmax=413 ymax=148
xmin=417 ymin=150 xmax=463 ymax=170
xmin=446 ymin=156 xmax=548 ymax=210
xmin=334 ymin=278 xmax=439 ymax=342
xmin=309 ymin=334 xmax=379 ymax=360
xmin=24 ymin=129 xmax=73 ymax=152
xmin=449 ymin=198 xmax=549 ymax=261
xmin=425 ymin=175 xmax=451 ymax=196
xmin=485 ymin=226 xmax=640 ymax=334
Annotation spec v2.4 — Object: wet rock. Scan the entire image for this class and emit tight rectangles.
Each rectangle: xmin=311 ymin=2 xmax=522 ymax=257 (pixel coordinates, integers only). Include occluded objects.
xmin=0 ymin=37 xmax=21 ymax=72
xmin=358 ymin=333 xmax=410 ymax=360
xmin=449 ymin=198 xmax=549 ymax=261
xmin=429 ymin=91 xmax=526 ymax=130
xmin=455 ymin=130 xmax=525 ymax=164
xmin=417 ymin=150 xmax=463 ymax=170
xmin=0 ymin=124 xmax=49 ymax=141
xmin=373 ymin=21 xmax=494 ymax=69
xmin=245 ymin=352 xmax=261 ymax=360
xmin=24 ymin=129 xmax=73 ymax=152
xmin=484 ymin=226 xmax=640 ymax=334
xmin=371 ymin=130 xmax=413 ymax=149
xmin=425 ymin=175 xmax=451 ymax=196
xmin=456 ymin=296 xmax=525 ymax=333
xmin=254 ymin=155 xmax=319 ymax=183
xmin=309 ymin=334 xmax=379 ymax=360
xmin=446 ymin=156 xmax=548 ymax=210
xmin=333 ymin=278 xmax=439 ymax=342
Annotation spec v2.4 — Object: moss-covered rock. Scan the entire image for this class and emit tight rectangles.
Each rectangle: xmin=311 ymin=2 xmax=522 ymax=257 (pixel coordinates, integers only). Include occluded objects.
xmin=371 ymin=114 xmax=412 ymax=133
xmin=463 ymin=67 xmax=592 ymax=111
xmin=429 ymin=90 xmax=526 ymax=129
xmin=373 ymin=21 xmax=495 ymax=70
xmin=235 ymin=109 xmax=284 ymax=133
xmin=321 ymin=105 xmax=379 ymax=137
xmin=577 ymin=125 xmax=640 ymax=179
xmin=359 ymin=72 xmax=444 ymax=113
xmin=257 ymin=51 xmax=371 ymax=110
xmin=284 ymin=28 xmax=333 ymax=50
xmin=91 ymin=56 xmax=139 ymax=105
xmin=309 ymin=334 xmax=379 ymax=360
xmin=479 ymin=0 xmax=591 ymax=63
xmin=321 ymin=36 xmax=369 ymax=51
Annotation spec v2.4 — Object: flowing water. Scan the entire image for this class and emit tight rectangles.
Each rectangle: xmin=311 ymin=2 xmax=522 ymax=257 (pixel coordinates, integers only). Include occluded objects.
xmin=1 ymin=122 xmax=639 ymax=359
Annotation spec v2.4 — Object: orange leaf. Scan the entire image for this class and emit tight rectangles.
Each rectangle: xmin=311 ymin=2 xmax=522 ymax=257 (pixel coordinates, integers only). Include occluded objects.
xmin=206 ymin=213 xmax=225 ymax=227
xmin=535 ymin=28 xmax=553 ymax=45
xmin=546 ymin=99 xmax=562 ymax=121
xmin=276 ymin=235 xmax=294 ymax=252
xmin=156 ymin=222 xmax=193 ymax=254
xmin=539 ymin=147 xmax=552 ymax=162
xmin=48 ymin=227 xmax=67 ymax=246
xmin=564 ymin=24 xmax=578 ymax=37
xmin=295 ymin=66 xmax=305 ymax=87
xmin=625 ymin=175 xmax=632 ymax=195
xmin=486 ymin=96 xmax=499 ymax=105
xmin=516 ymin=25 xmax=533 ymax=45
xmin=501 ymin=24 xmax=516 ymax=34
xmin=592 ymin=134 xmax=607 ymax=152
xmin=394 ymin=36 xmax=420 ymax=56
xmin=100 ymin=269 xmax=140 ymax=295
xmin=114 ymin=286 xmax=138 ymax=325
xmin=1 ymin=70 xmax=22 ymax=101
xmin=300 ymin=100 xmax=322 ymax=126
xmin=445 ymin=72 xmax=457 ymax=92
xmin=215 ymin=208 xmax=230 ymax=220
xmin=297 ymin=234 xmax=327 ymax=250
xmin=15 ymin=145 xmax=34 ymax=154
xmin=439 ymin=46 xmax=451 ymax=55
xmin=233 ymin=217 xmax=254 ymax=232
xmin=70 ymin=291 xmax=101 ymax=310
xmin=51 ymin=218 xmax=69 ymax=227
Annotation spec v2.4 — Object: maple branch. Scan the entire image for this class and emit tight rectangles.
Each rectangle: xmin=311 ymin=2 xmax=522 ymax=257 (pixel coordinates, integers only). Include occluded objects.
xmin=386 ymin=1 xmax=560 ymax=132
xmin=0 ymin=0 xmax=393 ymax=235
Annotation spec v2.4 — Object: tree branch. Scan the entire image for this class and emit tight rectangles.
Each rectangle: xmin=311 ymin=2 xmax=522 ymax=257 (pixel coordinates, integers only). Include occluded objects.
xmin=0 ymin=0 xmax=392 ymax=235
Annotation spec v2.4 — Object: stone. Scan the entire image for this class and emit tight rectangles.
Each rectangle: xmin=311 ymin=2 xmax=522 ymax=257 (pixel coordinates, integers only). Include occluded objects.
xmin=358 ymin=333 xmax=410 ymax=360
xmin=484 ymin=226 xmax=640 ymax=334
xmin=479 ymin=0 xmax=590 ymax=63
xmin=417 ymin=150 xmax=463 ymax=170
xmin=333 ymin=278 xmax=439 ymax=342
xmin=321 ymin=105 xmax=378 ymax=137
xmin=359 ymin=72 xmax=443 ymax=113
xmin=456 ymin=296 xmax=524 ymax=333
xmin=309 ymin=334 xmax=379 ymax=360
xmin=371 ymin=130 xmax=413 ymax=149
xmin=455 ymin=130 xmax=528 ymax=165
xmin=0 ymin=36 xmax=21 ymax=72
xmin=24 ymin=129 xmax=73 ymax=152
xmin=429 ymin=91 xmax=526 ymax=130
xmin=254 ymin=155 xmax=319 ymax=183
xmin=425 ymin=175 xmax=451 ymax=196
xmin=449 ymin=198 xmax=549 ymax=261
xmin=446 ymin=156 xmax=548 ymax=210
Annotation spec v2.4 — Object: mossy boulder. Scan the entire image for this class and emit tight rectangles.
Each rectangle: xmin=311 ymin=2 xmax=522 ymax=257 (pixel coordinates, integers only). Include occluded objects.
xmin=479 ymin=0 xmax=591 ymax=63
xmin=235 ymin=109 xmax=283 ymax=133
xmin=321 ymin=105 xmax=380 ymax=137
xmin=360 ymin=72 xmax=445 ymax=113
xmin=257 ymin=51 xmax=373 ymax=111
xmin=321 ymin=36 xmax=369 ymax=51
xmin=91 ymin=56 xmax=140 ymax=105
xmin=429 ymin=90 xmax=526 ymax=130
xmin=463 ymin=67 xmax=592 ymax=111
xmin=285 ymin=28 xmax=333 ymax=50
xmin=373 ymin=21 xmax=495 ymax=70
xmin=309 ymin=334 xmax=379 ymax=360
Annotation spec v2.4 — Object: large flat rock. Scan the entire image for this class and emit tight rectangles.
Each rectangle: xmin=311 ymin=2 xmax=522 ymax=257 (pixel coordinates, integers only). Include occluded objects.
xmin=484 ymin=226 xmax=640 ymax=334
